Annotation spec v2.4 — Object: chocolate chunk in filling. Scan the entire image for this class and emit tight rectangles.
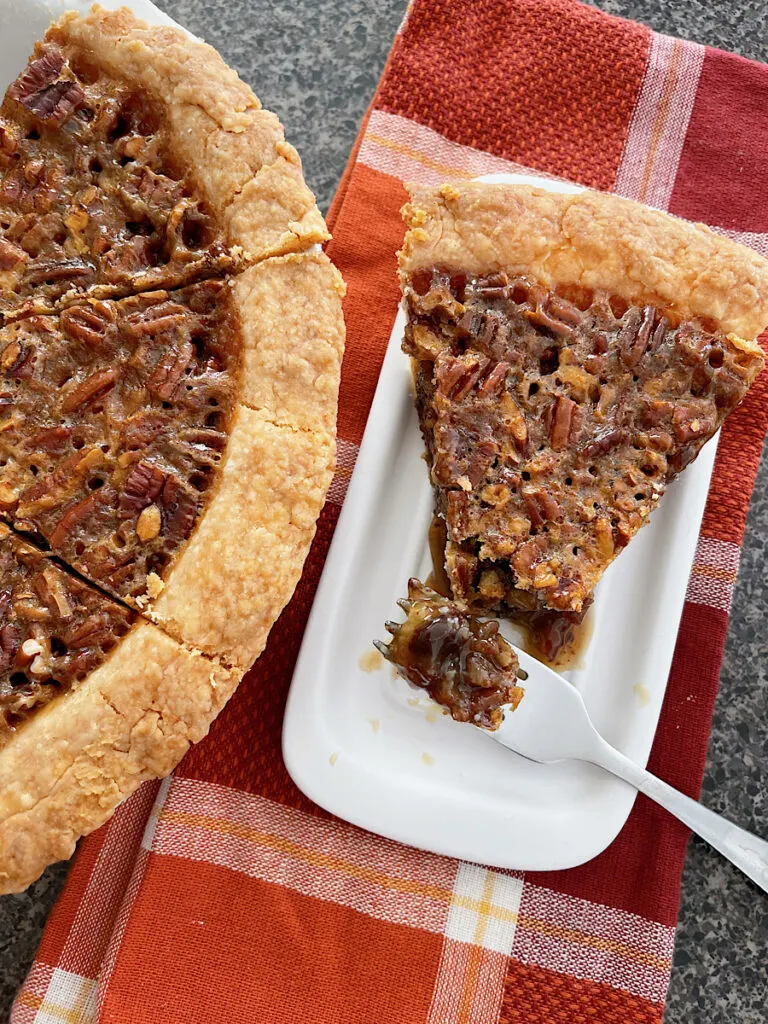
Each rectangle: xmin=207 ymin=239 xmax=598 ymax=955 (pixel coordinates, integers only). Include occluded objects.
xmin=377 ymin=578 xmax=524 ymax=730
xmin=0 ymin=522 xmax=134 ymax=744
xmin=0 ymin=277 xmax=239 ymax=605
xmin=0 ymin=42 xmax=233 ymax=315
xmin=403 ymin=268 xmax=764 ymax=657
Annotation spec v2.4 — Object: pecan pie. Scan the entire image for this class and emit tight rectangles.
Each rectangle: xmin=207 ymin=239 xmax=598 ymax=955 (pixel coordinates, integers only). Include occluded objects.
xmin=396 ymin=182 xmax=767 ymax=670
xmin=0 ymin=8 xmax=345 ymax=894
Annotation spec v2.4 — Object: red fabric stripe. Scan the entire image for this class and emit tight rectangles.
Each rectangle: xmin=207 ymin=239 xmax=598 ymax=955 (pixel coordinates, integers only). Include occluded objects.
xmin=669 ymin=46 xmax=768 ymax=231
xmin=326 ymin=166 xmax=407 ymax=445
xmin=700 ymin=354 xmax=768 ymax=545
xmin=501 ymin=962 xmax=663 ymax=1024
xmin=100 ymin=858 xmax=441 ymax=1024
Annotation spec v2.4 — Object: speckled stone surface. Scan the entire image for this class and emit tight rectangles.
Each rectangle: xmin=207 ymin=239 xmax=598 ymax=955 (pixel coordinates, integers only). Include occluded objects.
xmin=0 ymin=1 xmax=766 ymax=1021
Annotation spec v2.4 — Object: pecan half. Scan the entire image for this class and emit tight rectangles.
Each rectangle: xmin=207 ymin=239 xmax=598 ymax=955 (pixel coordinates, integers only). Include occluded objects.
xmin=672 ymin=404 xmax=716 ymax=443
xmin=120 ymin=461 xmax=167 ymax=516
xmin=160 ymin=474 xmax=199 ymax=542
xmin=61 ymin=367 xmax=117 ymax=413
xmin=479 ymin=361 xmax=510 ymax=396
xmin=436 ymin=353 xmax=491 ymax=401
xmin=146 ymin=340 xmax=193 ymax=401
xmin=123 ymin=413 xmax=170 ymax=450
xmin=474 ymin=272 xmax=510 ymax=300
xmin=618 ymin=306 xmax=655 ymax=368
xmin=550 ymin=396 xmax=578 ymax=450
xmin=0 ymin=237 xmax=27 ymax=271
xmin=66 ymin=612 xmax=119 ymax=649
xmin=8 ymin=48 xmax=84 ymax=122
xmin=61 ymin=302 xmax=116 ymax=346
xmin=525 ymin=296 xmax=575 ymax=337
xmin=547 ymin=294 xmax=584 ymax=326
xmin=522 ymin=486 xmax=563 ymax=527
xmin=49 ymin=488 xmax=112 ymax=549
xmin=178 ymin=427 xmax=228 ymax=452
xmin=8 ymin=47 xmax=64 ymax=100
xmin=578 ymin=427 xmax=625 ymax=461
xmin=23 ymin=258 xmax=93 ymax=287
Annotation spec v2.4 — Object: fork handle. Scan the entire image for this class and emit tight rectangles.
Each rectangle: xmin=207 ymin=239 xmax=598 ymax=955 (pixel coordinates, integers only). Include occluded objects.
xmin=589 ymin=738 xmax=768 ymax=893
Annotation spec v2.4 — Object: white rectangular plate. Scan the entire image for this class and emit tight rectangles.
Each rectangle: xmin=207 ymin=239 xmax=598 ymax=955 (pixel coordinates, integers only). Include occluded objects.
xmin=289 ymin=184 xmax=714 ymax=869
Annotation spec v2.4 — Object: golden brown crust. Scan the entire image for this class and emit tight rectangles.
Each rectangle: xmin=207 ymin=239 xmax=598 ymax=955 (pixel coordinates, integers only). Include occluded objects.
xmin=147 ymin=407 xmax=335 ymax=669
xmin=233 ymin=251 xmax=346 ymax=431
xmin=142 ymin=254 xmax=343 ymax=667
xmin=400 ymin=182 xmax=768 ymax=340
xmin=0 ymin=622 xmax=237 ymax=894
xmin=51 ymin=5 xmax=329 ymax=260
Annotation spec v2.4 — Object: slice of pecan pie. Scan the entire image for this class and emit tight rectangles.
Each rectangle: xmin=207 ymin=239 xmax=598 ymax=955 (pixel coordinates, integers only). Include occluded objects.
xmin=398 ymin=183 xmax=767 ymax=663
xmin=0 ymin=9 xmax=345 ymax=895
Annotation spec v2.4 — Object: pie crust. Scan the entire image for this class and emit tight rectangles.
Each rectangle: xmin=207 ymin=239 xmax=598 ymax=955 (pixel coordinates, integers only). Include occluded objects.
xmin=0 ymin=9 xmax=344 ymax=893
xmin=0 ymin=621 xmax=237 ymax=893
xmin=401 ymin=183 xmax=768 ymax=339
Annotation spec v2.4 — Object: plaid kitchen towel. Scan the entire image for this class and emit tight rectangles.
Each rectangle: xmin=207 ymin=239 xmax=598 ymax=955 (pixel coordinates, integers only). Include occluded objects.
xmin=13 ymin=1 xmax=768 ymax=1021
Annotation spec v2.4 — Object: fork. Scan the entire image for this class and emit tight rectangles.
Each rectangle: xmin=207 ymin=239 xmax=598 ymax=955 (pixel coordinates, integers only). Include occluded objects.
xmin=491 ymin=651 xmax=768 ymax=892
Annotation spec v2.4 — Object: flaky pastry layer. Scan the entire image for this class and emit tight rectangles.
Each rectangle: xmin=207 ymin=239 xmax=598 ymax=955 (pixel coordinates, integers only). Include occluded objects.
xmin=233 ymin=251 xmax=346 ymax=431
xmin=400 ymin=183 xmax=768 ymax=341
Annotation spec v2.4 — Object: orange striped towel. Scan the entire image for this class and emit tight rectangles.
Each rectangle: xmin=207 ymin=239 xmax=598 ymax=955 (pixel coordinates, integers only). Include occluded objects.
xmin=14 ymin=1 xmax=768 ymax=1021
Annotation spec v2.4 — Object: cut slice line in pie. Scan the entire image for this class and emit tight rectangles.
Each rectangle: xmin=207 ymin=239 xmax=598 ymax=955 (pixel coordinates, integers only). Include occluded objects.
xmin=0 ymin=7 xmax=345 ymax=894
xmin=394 ymin=181 xmax=767 ymax=676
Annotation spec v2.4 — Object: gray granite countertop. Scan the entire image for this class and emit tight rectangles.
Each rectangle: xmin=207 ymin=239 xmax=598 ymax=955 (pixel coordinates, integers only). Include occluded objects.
xmin=0 ymin=1 xmax=766 ymax=1021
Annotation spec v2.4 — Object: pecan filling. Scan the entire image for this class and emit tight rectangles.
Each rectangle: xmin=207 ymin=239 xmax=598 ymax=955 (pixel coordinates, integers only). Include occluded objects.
xmin=0 ymin=37 xmax=249 ymax=737
xmin=377 ymin=578 xmax=523 ymax=730
xmin=0 ymin=42 xmax=230 ymax=315
xmin=0 ymin=278 xmax=239 ymax=604
xmin=404 ymin=268 xmax=763 ymax=658
xmin=0 ymin=522 xmax=134 ymax=744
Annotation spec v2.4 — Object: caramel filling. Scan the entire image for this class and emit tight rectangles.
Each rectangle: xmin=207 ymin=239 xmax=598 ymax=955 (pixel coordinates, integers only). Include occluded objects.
xmin=379 ymin=578 xmax=523 ymax=731
xmin=0 ymin=278 xmax=239 ymax=604
xmin=404 ymin=267 xmax=762 ymax=659
xmin=0 ymin=42 xmax=230 ymax=317
xmin=0 ymin=523 xmax=133 ymax=743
